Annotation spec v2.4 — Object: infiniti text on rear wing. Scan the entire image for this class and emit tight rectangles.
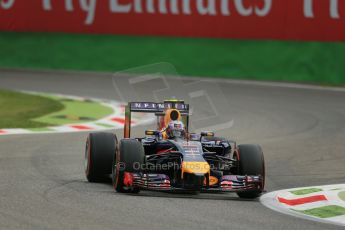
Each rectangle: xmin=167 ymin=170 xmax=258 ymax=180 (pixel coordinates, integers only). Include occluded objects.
xmin=124 ymin=101 xmax=189 ymax=138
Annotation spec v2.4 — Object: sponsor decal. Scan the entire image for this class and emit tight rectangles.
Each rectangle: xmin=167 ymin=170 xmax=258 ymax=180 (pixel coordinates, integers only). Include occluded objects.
xmin=1 ymin=1 xmax=344 ymax=41
xmin=0 ymin=0 xmax=15 ymax=10
xmin=130 ymin=102 xmax=188 ymax=112
xmin=181 ymin=161 xmax=210 ymax=176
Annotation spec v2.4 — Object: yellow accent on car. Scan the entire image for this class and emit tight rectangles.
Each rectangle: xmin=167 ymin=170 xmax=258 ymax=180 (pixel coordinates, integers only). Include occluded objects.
xmin=145 ymin=130 xmax=155 ymax=135
xmin=209 ymin=176 xmax=218 ymax=185
xmin=203 ymin=176 xmax=219 ymax=186
xmin=181 ymin=161 xmax=210 ymax=178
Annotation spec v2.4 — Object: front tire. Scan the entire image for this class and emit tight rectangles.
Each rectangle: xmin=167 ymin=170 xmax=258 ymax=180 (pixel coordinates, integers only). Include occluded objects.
xmin=85 ymin=132 xmax=117 ymax=182
xmin=236 ymin=144 xmax=265 ymax=199
xmin=112 ymin=139 xmax=145 ymax=193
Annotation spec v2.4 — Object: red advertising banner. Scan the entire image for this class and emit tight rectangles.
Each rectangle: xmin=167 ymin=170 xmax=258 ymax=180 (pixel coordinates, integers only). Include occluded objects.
xmin=0 ymin=0 xmax=345 ymax=42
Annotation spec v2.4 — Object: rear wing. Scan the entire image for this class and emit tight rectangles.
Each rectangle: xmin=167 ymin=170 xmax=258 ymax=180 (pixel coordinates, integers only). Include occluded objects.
xmin=124 ymin=101 xmax=189 ymax=138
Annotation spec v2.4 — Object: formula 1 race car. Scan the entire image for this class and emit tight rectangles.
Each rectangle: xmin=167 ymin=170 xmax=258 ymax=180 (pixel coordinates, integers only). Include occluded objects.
xmin=85 ymin=100 xmax=265 ymax=198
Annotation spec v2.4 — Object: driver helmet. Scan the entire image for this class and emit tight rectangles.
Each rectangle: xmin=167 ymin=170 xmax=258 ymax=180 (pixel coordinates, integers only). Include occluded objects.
xmin=166 ymin=120 xmax=185 ymax=139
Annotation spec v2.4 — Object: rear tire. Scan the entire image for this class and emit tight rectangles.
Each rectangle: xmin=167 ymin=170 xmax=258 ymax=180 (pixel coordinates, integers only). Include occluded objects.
xmin=85 ymin=132 xmax=117 ymax=182
xmin=236 ymin=144 xmax=265 ymax=199
xmin=112 ymin=139 xmax=145 ymax=193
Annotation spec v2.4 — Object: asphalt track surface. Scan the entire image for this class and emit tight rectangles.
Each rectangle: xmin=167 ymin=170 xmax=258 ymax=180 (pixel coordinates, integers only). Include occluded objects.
xmin=0 ymin=69 xmax=345 ymax=230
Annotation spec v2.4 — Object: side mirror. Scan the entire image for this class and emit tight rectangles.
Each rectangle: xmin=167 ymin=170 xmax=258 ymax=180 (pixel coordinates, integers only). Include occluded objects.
xmin=200 ymin=131 xmax=214 ymax=137
xmin=189 ymin=133 xmax=201 ymax=141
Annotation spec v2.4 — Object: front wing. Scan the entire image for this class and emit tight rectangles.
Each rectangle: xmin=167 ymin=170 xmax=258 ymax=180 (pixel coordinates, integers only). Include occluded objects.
xmin=130 ymin=173 xmax=263 ymax=192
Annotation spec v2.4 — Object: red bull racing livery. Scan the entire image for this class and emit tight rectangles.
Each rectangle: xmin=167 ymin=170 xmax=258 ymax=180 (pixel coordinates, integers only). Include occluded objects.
xmin=85 ymin=99 xmax=265 ymax=198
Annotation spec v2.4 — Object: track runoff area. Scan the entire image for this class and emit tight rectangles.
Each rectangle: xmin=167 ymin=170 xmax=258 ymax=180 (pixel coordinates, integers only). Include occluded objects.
xmin=0 ymin=92 xmax=153 ymax=136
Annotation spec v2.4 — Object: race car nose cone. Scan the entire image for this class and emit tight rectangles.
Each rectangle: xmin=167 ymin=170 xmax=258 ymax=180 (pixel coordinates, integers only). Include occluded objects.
xmin=181 ymin=161 xmax=210 ymax=190
xmin=182 ymin=172 xmax=206 ymax=190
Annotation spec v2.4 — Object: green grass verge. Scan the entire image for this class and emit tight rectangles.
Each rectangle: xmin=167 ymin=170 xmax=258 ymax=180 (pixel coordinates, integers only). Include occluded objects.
xmin=1 ymin=32 xmax=345 ymax=85
xmin=0 ymin=89 xmax=64 ymax=129
xmin=0 ymin=90 xmax=114 ymax=129
xmin=296 ymin=205 xmax=345 ymax=218
xmin=33 ymin=96 xmax=113 ymax=125
xmin=290 ymin=188 xmax=322 ymax=196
